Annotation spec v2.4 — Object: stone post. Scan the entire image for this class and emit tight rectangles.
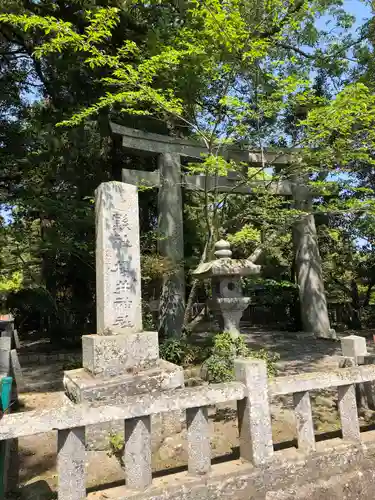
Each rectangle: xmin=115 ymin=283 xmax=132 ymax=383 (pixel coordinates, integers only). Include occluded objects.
xmin=57 ymin=427 xmax=86 ymax=500
xmin=234 ymin=358 xmax=273 ymax=465
xmin=340 ymin=335 xmax=375 ymax=410
xmin=158 ymin=153 xmax=185 ymax=337
xmin=293 ymin=391 xmax=315 ymax=452
xmin=292 ymin=183 xmax=335 ymax=339
xmin=124 ymin=416 xmax=152 ymax=490
xmin=338 ymin=384 xmax=360 ymax=442
xmin=186 ymin=406 xmax=211 ymax=475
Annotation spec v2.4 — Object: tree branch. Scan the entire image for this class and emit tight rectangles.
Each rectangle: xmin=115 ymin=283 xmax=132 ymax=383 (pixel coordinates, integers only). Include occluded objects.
xmin=258 ymin=0 xmax=305 ymax=38
xmin=275 ymin=42 xmax=313 ymax=59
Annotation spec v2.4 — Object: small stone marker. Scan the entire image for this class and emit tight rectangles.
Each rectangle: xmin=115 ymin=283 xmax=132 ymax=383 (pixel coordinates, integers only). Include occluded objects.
xmin=341 ymin=335 xmax=367 ymax=359
xmin=96 ymin=181 xmax=142 ymax=335
xmin=340 ymin=334 xmax=375 ymax=410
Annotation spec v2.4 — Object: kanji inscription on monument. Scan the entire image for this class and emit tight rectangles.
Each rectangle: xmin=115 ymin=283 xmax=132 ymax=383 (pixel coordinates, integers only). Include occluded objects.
xmin=96 ymin=181 xmax=142 ymax=335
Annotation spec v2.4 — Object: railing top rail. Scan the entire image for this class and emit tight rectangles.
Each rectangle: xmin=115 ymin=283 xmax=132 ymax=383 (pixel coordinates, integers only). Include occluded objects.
xmin=0 ymin=382 xmax=245 ymax=440
xmin=269 ymin=364 xmax=375 ymax=396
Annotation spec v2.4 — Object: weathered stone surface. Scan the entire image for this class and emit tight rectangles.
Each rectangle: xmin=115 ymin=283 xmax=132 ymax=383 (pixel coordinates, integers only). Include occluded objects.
xmin=193 ymin=258 xmax=261 ymax=278
xmin=194 ymin=240 xmax=260 ymax=338
xmin=341 ymin=335 xmax=367 ymax=358
xmin=235 ymin=359 xmax=273 ymax=465
xmin=124 ymin=416 xmax=152 ymax=489
xmin=339 ymin=339 xmax=375 ymax=411
xmin=293 ymin=391 xmax=315 ymax=452
xmin=86 ymin=433 xmax=375 ymax=500
xmin=338 ymin=384 xmax=360 ymax=442
xmin=208 ymin=298 xmax=250 ymax=338
xmin=121 ymin=154 xmax=186 ymax=339
xmin=266 ymin=469 xmax=375 ymax=500
xmin=186 ymin=406 xmax=211 ymax=476
xmin=84 ymin=411 xmax=185 ymax=452
xmin=65 ymin=359 xmax=184 ymax=405
xmin=362 ymin=355 xmax=375 ymax=410
xmin=0 ymin=380 xmax=245 ymax=440
xmin=57 ymin=427 xmax=86 ymax=500
xmin=269 ymin=364 xmax=375 ymax=395
xmin=157 ymin=153 xmax=185 ymax=338
xmin=291 ymin=182 xmax=334 ymax=340
xmin=96 ymin=181 xmax=142 ymax=335
xmin=65 ymin=358 xmax=184 ymax=450
xmin=10 ymin=349 xmax=24 ymax=392
xmin=82 ymin=332 xmax=159 ymax=376
xmin=111 ymin=122 xmax=294 ymax=167
xmin=0 ymin=346 xmax=10 ymax=373
xmin=12 ymin=328 xmax=20 ymax=349
xmin=0 ymin=336 xmax=11 ymax=350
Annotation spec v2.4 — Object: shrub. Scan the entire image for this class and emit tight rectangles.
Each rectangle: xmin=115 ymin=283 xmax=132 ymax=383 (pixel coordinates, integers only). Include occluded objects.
xmin=159 ymin=338 xmax=209 ymax=366
xmin=201 ymin=332 xmax=279 ymax=383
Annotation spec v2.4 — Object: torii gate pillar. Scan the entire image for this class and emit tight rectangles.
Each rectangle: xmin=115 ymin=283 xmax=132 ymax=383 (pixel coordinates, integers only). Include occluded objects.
xmin=292 ymin=184 xmax=335 ymax=339
xmin=157 ymin=153 xmax=185 ymax=338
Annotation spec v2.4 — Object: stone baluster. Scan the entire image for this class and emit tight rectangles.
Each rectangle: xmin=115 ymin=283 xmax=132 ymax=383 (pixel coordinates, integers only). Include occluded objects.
xmin=340 ymin=335 xmax=375 ymax=410
xmin=57 ymin=427 xmax=86 ymax=500
xmin=293 ymin=391 xmax=315 ymax=452
xmin=338 ymin=384 xmax=360 ymax=442
xmin=186 ymin=406 xmax=211 ymax=475
xmin=124 ymin=416 xmax=152 ymax=490
xmin=234 ymin=359 xmax=273 ymax=465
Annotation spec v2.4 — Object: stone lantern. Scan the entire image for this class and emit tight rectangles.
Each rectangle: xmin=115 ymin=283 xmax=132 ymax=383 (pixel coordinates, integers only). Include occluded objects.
xmin=192 ymin=240 xmax=261 ymax=338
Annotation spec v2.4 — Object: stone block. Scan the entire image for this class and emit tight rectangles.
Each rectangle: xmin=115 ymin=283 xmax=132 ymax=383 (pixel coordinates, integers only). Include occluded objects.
xmin=293 ymin=391 xmax=315 ymax=452
xmin=341 ymin=335 xmax=367 ymax=359
xmin=124 ymin=416 xmax=152 ymax=489
xmin=10 ymin=349 xmax=24 ymax=393
xmin=0 ymin=337 xmax=11 ymax=350
xmin=0 ymin=347 xmax=10 ymax=374
xmin=57 ymin=427 xmax=86 ymax=500
xmin=82 ymin=331 xmax=159 ymax=376
xmin=187 ymin=406 xmax=211 ymax=475
xmin=65 ymin=359 xmax=183 ymax=404
xmin=338 ymin=384 xmax=360 ymax=442
xmin=234 ymin=358 xmax=273 ymax=465
xmin=64 ymin=359 xmax=184 ymax=451
xmin=95 ymin=182 xmax=143 ymax=335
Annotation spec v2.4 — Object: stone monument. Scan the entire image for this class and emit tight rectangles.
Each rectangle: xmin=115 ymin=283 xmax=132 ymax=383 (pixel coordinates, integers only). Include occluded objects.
xmin=193 ymin=240 xmax=261 ymax=338
xmin=64 ymin=181 xmax=184 ymax=449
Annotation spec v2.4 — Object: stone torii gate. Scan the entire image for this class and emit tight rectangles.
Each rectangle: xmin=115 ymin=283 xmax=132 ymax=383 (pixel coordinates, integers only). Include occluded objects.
xmin=110 ymin=122 xmax=335 ymax=340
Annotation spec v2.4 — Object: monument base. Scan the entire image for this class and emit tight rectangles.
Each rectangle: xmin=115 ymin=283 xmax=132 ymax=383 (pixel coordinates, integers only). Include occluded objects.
xmin=64 ymin=359 xmax=185 ymax=450
xmin=82 ymin=331 xmax=159 ymax=376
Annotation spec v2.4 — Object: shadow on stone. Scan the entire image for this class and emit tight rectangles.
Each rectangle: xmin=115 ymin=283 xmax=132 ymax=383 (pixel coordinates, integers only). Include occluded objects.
xmin=19 ymin=480 xmax=54 ymax=500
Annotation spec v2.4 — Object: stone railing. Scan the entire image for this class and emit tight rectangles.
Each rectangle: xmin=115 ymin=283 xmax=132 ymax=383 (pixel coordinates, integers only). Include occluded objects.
xmin=2 ymin=359 xmax=375 ymax=499
xmin=268 ymin=364 xmax=375 ymax=451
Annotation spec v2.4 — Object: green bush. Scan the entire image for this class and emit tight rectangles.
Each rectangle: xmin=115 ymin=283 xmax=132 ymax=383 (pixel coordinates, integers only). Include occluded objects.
xmin=159 ymin=338 xmax=209 ymax=366
xmin=201 ymin=332 xmax=279 ymax=383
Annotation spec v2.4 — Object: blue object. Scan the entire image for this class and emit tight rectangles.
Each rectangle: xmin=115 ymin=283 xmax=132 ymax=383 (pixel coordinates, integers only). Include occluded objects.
xmin=1 ymin=377 xmax=12 ymax=413
xmin=0 ymin=376 xmax=13 ymax=497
